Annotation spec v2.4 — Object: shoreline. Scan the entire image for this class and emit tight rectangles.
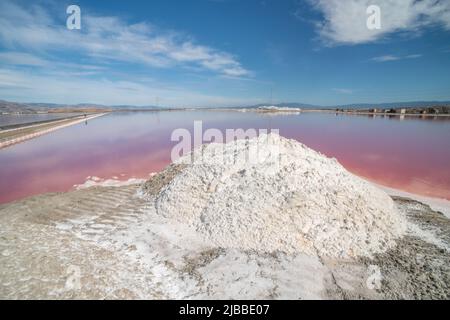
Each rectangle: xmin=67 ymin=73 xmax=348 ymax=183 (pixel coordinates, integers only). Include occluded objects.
xmin=68 ymin=171 xmax=450 ymax=219
xmin=209 ymin=108 xmax=450 ymax=118
xmin=0 ymin=162 xmax=449 ymax=215
xmin=304 ymin=109 xmax=450 ymax=117
xmin=0 ymin=113 xmax=88 ymax=131
xmin=70 ymin=167 xmax=450 ymax=219
xmin=0 ymin=113 xmax=107 ymax=150
xmin=374 ymin=183 xmax=450 ymax=219
xmin=64 ymin=170 xmax=450 ymax=221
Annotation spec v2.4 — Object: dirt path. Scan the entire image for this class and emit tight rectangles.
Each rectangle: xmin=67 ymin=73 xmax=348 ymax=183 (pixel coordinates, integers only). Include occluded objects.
xmin=0 ymin=184 xmax=153 ymax=299
xmin=0 ymin=113 xmax=106 ymax=149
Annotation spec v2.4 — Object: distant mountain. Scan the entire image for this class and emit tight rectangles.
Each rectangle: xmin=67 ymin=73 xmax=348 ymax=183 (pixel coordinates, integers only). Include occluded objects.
xmin=27 ymin=102 xmax=70 ymax=108
xmin=0 ymin=100 xmax=39 ymax=113
xmin=2 ymin=99 xmax=450 ymax=114
xmin=0 ymin=100 xmax=165 ymax=113
xmin=109 ymin=105 xmax=162 ymax=110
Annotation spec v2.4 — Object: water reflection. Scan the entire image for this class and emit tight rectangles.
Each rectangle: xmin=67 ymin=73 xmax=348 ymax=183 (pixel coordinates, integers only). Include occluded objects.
xmin=0 ymin=110 xmax=449 ymax=203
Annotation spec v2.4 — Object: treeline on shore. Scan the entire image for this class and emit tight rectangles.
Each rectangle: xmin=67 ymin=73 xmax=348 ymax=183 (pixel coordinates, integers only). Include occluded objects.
xmin=335 ymin=106 xmax=450 ymax=115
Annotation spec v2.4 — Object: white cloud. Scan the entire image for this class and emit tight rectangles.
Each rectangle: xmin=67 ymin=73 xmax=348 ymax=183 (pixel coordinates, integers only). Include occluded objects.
xmin=0 ymin=51 xmax=48 ymax=66
xmin=0 ymin=68 xmax=260 ymax=107
xmin=307 ymin=0 xmax=450 ymax=45
xmin=371 ymin=54 xmax=422 ymax=62
xmin=371 ymin=55 xmax=400 ymax=62
xmin=332 ymin=88 xmax=353 ymax=94
xmin=405 ymin=54 xmax=423 ymax=59
xmin=0 ymin=1 xmax=249 ymax=77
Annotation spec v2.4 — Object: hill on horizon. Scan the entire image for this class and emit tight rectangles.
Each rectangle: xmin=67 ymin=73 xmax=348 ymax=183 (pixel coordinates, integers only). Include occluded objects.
xmin=2 ymin=99 xmax=450 ymax=114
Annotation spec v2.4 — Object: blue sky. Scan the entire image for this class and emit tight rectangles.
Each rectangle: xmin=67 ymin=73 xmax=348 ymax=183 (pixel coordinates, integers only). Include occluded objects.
xmin=1 ymin=0 xmax=450 ymax=107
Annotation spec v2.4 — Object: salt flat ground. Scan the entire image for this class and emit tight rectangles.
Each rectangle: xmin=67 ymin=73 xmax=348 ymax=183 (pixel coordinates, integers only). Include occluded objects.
xmin=0 ymin=174 xmax=448 ymax=299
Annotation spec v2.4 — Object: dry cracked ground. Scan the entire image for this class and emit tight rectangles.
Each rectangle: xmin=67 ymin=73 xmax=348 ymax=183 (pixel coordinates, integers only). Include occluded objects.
xmin=0 ymin=168 xmax=449 ymax=299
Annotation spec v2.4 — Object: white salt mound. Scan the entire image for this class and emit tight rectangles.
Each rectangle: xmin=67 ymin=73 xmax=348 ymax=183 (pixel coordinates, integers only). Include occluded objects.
xmin=154 ymin=134 xmax=406 ymax=258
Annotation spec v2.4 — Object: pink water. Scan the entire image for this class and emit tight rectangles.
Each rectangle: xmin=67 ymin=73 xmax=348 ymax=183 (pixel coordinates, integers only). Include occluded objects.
xmin=0 ymin=111 xmax=449 ymax=204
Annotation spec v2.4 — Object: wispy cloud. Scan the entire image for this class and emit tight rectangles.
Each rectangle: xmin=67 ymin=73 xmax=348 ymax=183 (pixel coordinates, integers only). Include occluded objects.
xmin=371 ymin=54 xmax=422 ymax=62
xmin=332 ymin=88 xmax=353 ymax=94
xmin=405 ymin=54 xmax=423 ymax=59
xmin=0 ymin=1 xmax=249 ymax=77
xmin=0 ymin=68 xmax=260 ymax=107
xmin=0 ymin=51 xmax=48 ymax=66
xmin=371 ymin=55 xmax=400 ymax=62
xmin=305 ymin=0 xmax=450 ymax=45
